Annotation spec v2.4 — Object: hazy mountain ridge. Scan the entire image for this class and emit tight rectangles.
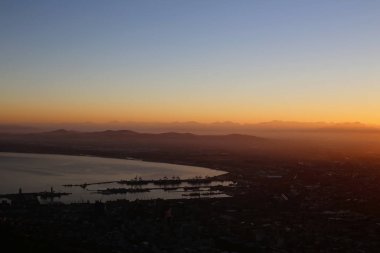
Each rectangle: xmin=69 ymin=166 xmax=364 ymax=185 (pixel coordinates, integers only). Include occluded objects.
xmin=31 ymin=129 xmax=266 ymax=141
xmin=0 ymin=129 xmax=269 ymax=161
xmin=0 ymin=121 xmax=379 ymax=134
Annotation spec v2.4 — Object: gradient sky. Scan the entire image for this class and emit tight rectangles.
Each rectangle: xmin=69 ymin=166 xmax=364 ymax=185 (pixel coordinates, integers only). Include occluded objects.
xmin=1 ymin=0 xmax=380 ymax=124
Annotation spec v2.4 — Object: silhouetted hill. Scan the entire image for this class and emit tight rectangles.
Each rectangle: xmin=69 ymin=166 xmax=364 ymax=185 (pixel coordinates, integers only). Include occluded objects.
xmin=2 ymin=128 xmax=380 ymax=168
xmin=34 ymin=129 xmax=265 ymax=141
xmin=0 ymin=129 xmax=267 ymax=158
xmin=45 ymin=129 xmax=77 ymax=135
xmin=91 ymin=130 xmax=139 ymax=137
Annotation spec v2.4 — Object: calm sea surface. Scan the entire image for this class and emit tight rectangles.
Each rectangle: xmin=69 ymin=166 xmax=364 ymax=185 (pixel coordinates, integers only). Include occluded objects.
xmin=0 ymin=152 xmax=229 ymax=203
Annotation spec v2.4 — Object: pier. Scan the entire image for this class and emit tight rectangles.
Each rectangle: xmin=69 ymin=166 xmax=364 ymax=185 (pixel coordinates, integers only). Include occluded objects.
xmin=63 ymin=176 xmax=228 ymax=188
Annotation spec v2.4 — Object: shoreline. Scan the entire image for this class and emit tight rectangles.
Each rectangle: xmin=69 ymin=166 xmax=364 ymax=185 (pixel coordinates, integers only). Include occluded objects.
xmin=0 ymin=150 xmax=228 ymax=176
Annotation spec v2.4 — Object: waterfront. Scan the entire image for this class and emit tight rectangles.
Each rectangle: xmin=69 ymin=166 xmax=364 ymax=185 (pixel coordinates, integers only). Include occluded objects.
xmin=0 ymin=152 xmax=229 ymax=203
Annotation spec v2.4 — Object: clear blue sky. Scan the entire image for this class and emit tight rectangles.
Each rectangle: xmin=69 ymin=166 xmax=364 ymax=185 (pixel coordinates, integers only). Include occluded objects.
xmin=1 ymin=0 xmax=380 ymax=123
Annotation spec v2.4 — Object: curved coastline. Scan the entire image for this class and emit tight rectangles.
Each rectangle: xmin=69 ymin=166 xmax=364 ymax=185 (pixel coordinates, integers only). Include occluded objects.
xmin=0 ymin=151 xmax=228 ymax=178
xmin=0 ymin=151 xmax=231 ymax=203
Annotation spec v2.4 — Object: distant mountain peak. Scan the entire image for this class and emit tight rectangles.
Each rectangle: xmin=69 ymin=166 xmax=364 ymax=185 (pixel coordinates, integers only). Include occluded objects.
xmin=97 ymin=130 xmax=138 ymax=135
xmin=49 ymin=129 xmax=74 ymax=134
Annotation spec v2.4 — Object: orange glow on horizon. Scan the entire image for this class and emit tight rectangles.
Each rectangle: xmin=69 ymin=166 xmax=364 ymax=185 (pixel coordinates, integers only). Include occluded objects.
xmin=1 ymin=103 xmax=380 ymax=126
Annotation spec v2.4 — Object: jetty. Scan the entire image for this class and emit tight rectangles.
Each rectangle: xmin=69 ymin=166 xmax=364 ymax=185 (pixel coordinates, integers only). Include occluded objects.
xmin=96 ymin=188 xmax=150 ymax=195
xmin=63 ymin=176 xmax=225 ymax=189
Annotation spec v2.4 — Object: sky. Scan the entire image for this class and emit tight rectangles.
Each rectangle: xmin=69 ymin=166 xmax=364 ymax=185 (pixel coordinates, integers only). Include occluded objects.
xmin=1 ymin=0 xmax=380 ymax=124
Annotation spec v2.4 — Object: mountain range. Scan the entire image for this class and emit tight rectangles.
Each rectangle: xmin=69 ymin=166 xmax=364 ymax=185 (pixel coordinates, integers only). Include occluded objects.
xmin=0 ymin=121 xmax=379 ymax=134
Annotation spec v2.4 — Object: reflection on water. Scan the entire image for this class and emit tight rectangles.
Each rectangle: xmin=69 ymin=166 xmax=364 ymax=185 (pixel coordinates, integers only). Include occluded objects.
xmin=0 ymin=152 xmax=230 ymax=203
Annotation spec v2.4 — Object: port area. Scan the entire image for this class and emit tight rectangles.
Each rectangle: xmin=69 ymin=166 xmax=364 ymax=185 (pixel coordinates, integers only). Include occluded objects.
xmin=62 ymin=176 xmax=230 ymax=189
xmin=62 ymin=176 xmax=235 ymax=197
